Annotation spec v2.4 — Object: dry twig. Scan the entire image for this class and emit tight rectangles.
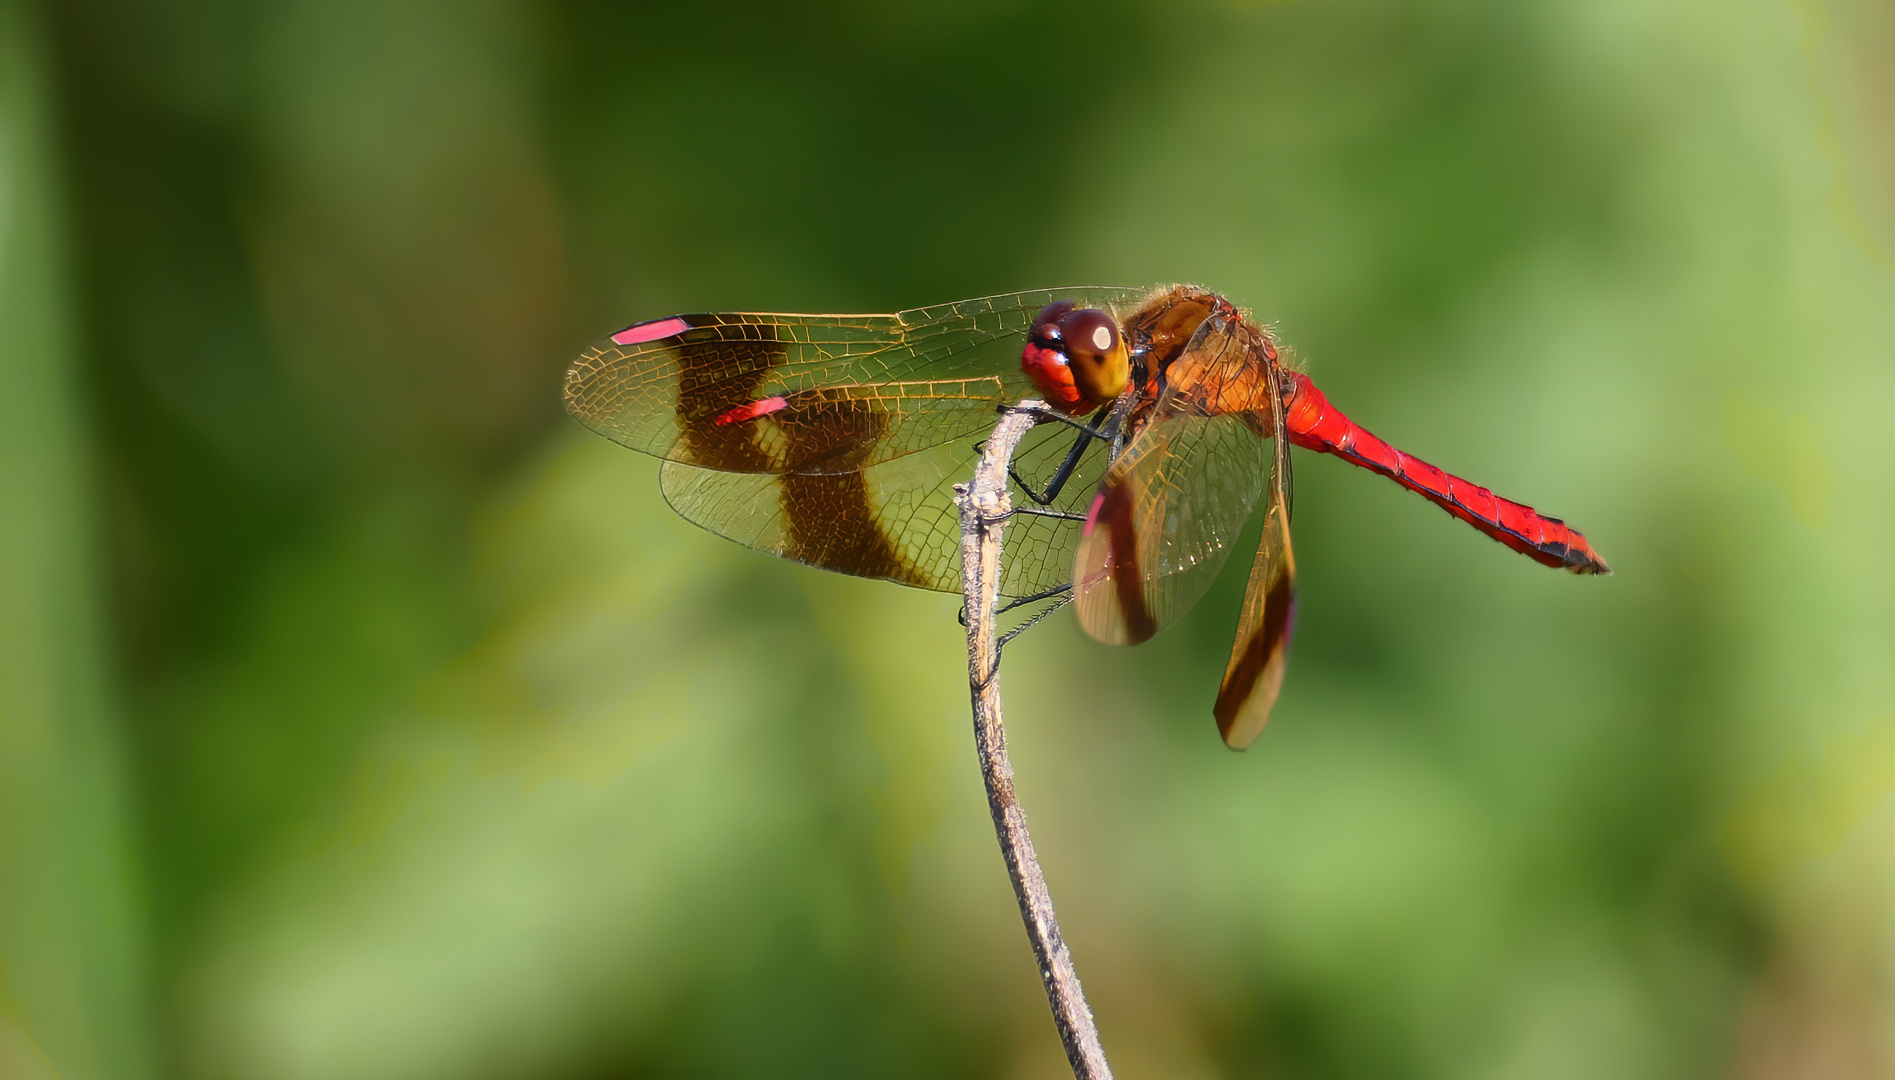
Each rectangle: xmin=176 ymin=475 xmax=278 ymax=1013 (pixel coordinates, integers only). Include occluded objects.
xmin=956 ymin=401 xmax=1113 ymax=1080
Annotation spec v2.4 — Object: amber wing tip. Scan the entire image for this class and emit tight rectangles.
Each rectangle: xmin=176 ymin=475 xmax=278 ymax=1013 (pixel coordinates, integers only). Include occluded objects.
xmin=1213 ymin=702 xmax=1270 ymax=751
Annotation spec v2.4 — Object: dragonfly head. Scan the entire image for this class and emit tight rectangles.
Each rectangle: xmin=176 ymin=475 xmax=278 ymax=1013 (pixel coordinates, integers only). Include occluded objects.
xmin=1021 ymin=301 xmax=1131 ymax=415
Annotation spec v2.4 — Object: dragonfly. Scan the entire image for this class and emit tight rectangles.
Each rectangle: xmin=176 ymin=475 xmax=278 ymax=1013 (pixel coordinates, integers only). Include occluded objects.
xmin=564 ymin=285 xmax=1609 ymax=748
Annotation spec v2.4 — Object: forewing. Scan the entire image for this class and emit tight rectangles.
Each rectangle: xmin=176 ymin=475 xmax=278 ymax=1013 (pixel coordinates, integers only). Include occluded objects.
xmin=1071 ymin=307 xmax=1272 ymax=645
xmin=565 ymin=288 xmax=1146 ymax=475
xmin=1072 ymin=411 xmax=1269 ymax=644
xmin=659 ymin=416 xmax=1109 ymax=597
xmin=1213 ymin=371 xmax=1298 ymax=749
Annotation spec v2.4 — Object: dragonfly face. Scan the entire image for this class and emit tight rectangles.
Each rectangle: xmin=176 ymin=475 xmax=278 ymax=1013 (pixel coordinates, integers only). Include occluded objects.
xmin=1021 ymin=300 xmax=1131 ymax=414
xmin=565 ymin=284 xmax=1608 ymax=748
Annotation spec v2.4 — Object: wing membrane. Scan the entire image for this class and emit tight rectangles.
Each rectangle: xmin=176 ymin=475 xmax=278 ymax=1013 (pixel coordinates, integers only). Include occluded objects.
xmin=1073 ymin=313 xmax=1272 ymax=644
xmin=660 ymin=415 xmax=1110 ymax=597
xmin=1213 ymin=366 xmax=1298 ymax=749
xmin=564 ymin=287 xmax=1147 ymax=475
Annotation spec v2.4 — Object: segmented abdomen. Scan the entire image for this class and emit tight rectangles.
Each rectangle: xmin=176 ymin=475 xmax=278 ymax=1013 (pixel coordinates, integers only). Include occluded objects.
xmin=1281 ymin=371 xmax=1610 ymax=574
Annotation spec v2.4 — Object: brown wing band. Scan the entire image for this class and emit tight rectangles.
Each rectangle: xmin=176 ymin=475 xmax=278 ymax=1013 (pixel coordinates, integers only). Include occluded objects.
xmin=780 ymin=470 xmax=927 ymax=587
xmin=1213 ymin=568 xmax=1294 ymax=741
xmin=777 ymin=397 xmax=926 ymax=586
xmin=675 ymin=321 xmax=784 ymax=472
xmin=1097 ymin=483 xmax=1158 ymax=644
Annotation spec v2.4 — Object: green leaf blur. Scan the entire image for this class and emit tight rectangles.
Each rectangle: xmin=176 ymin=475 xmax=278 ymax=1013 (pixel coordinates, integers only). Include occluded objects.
xmin=5 ymin=0 xmax=1893 ymax=1077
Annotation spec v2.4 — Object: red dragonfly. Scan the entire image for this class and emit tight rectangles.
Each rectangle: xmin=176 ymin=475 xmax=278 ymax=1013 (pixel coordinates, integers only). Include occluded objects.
xmin=564 ymin=286 xmax=1609 ymax=748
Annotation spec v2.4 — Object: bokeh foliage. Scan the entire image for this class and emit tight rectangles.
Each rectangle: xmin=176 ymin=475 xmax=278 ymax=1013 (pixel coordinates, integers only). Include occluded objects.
xmin=5 ymin=0 xmax=1894 ymax=1077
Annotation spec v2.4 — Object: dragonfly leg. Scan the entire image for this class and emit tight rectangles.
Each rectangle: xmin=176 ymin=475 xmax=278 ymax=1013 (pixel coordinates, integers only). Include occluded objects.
xmin=997 ymin=583 xmax=1073 ymax=615
xmin=994 ymin=590 xmax=1077 ymax=671
xmin=1009 ymin=392 xmax=1140 ymax=506
xmin=960 ymin=583 xmax=1074 ymax=628
xmin=1000 ymin=401 xmax=1104 ymax=436
xmin=1009 ymin=417 xmax=1117 ymax=506
xmin=975 ymin=407 xmax=1097 ymax=458
xmin=1005 ymin=506 xmax=1087 ymax=522
xmin=1106 ymin=393 xmax=1137 ymax=465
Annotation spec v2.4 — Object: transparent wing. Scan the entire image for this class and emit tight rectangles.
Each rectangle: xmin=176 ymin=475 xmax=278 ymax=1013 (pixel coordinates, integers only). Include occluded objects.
xmin=1073 ymin=313 xmax=1272 ymax=645
xmin=564 ymin=287 xmax=1147 ymax=476
xmin=658 ymin=415 xmax=1111 ymax=597
xmin=1212 ymin=366 xmax=1298 ymax=750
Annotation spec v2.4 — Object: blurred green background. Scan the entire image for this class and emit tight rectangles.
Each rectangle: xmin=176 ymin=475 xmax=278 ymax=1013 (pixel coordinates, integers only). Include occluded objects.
xmin=4 ymin=0 xmax=1893 ymax=1077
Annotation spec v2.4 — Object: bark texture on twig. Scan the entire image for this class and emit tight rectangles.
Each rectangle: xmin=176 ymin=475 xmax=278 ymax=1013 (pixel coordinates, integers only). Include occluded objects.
xmin=957 ymin=401 xmax=1113 ymax=1080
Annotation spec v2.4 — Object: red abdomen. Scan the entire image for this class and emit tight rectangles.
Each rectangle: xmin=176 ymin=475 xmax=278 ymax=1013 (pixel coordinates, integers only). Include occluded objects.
xmin=1281 ymin=372 xmax=1610 ymax=574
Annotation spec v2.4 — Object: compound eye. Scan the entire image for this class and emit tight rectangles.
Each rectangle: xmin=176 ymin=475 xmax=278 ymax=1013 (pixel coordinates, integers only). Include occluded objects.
xmin=1028 ymin=300 xmax=1077 ymax=346
xmin=1056 ymin=308 xmax=1129 ymax=405
xmin=1059 ymin=308 xmax=1120 ymax=358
